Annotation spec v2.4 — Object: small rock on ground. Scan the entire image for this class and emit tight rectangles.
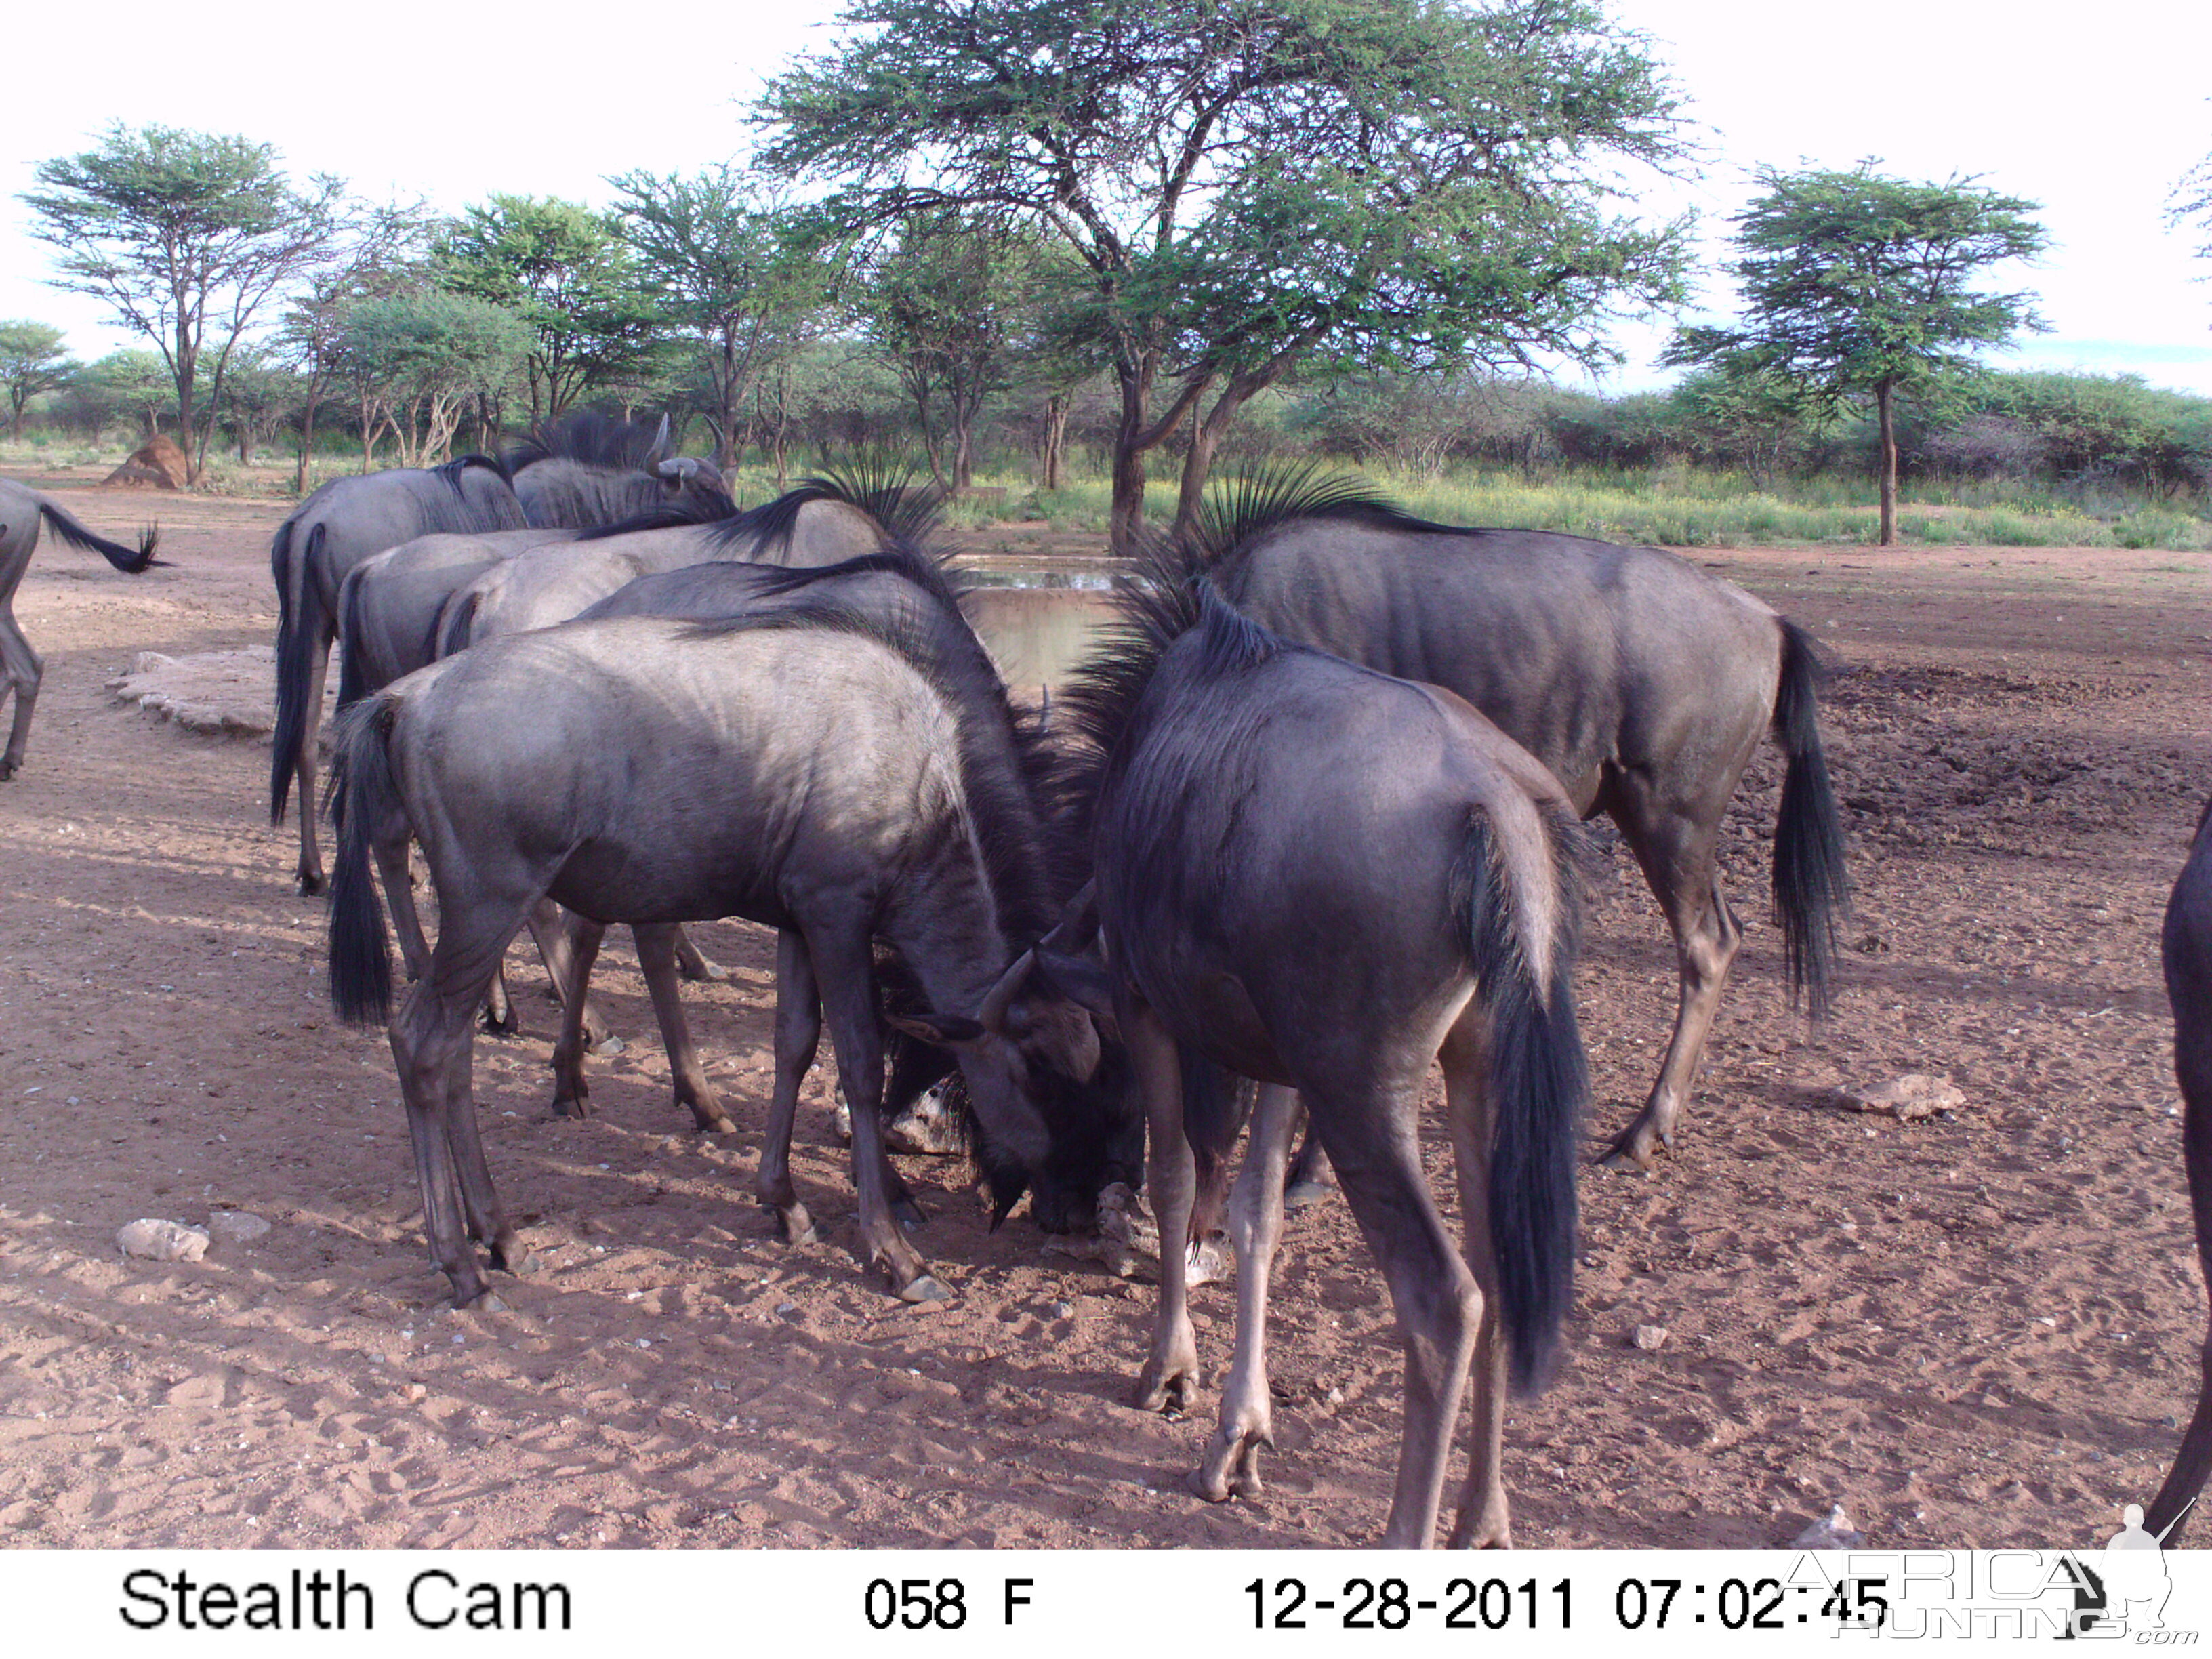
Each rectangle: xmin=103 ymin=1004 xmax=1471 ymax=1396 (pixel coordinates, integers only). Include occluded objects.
xmin=1789 ymin=1504 xmax=1866 ymax=1549
xmin=1824 ymin=1073 xmax=1965 ymax=1120
xmin=117 ymin=1218 xmax=210 ymax=1262
xmin=207 ymin=1210 xmax=271 ymax=1244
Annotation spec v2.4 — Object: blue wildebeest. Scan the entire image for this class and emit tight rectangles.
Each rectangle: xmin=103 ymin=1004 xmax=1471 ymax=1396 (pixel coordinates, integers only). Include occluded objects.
xmin=1036 ymin=542 xmax=1589 ymax=1549
xmin=0 ymin=480 xmax=159 ymax=779
xmin=2148 ymin=800 xmax=2212 ymax=1544
xmin=268 ymin=456 xmax=532 ymax=895
xmin=272 ymin=418 xmax=729 ymax=895
xmin=333 ymin=477 xmax=938 ymax=1029
xmin=1193 ymin=469 xmax=1845 ymax=1171
xmin=325 ymin=597 xmax=1131 ymax=1308
xmin=545 ymin=544 xmax=1070 ymax=1233
xmin=502 ymin=411 xmax=729 ymax=529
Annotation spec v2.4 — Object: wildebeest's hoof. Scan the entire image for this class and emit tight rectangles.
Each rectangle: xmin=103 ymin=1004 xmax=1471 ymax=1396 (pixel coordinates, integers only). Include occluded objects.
xmin=551 ymin=1091 xmax=592 ymax=1120
xmin=1134 ymin=1363 xmax=1200 ymax=1416
xmin=773 ymin=1202 xmax=817 ymax=1246
xmin=0 ymin=758 xmax=16 ymax=781
xmin=891 ymin=1193 xmax=927 ymax=1229
xmin=488 ymin=1237 xmax=532 ymax=1275
xmin=480 ymin=1004 xmax=520 ymax=1036
xmin=677 ymin=954 xmax=730 ymax=983
xmin=1284 ymin=1176 xmax=1333 ymax=1211
xmin=295 ymin=872 xmax=326 ymax=897
xmin=694 ymin=1107 xmax=737 ymax=1134
xmin=897 ymin=1273 xmax=951 ymax=1304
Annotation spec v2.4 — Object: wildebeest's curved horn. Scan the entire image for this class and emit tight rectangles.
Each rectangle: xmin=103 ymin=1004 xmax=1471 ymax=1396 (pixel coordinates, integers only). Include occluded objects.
xmin=643 ymin=413 xmax=671 ymax=467
xmin=977 ymin=947 xmax=1036 ymax=1036
xmin=1040 ymin=880 xmax=1099 ymax=952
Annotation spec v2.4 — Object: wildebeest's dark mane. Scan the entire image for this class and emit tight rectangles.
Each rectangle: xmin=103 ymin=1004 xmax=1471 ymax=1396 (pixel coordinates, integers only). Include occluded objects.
xmin=1183 ymin=462 xmax=1461 ymax=573
xmin=569 ymin=493 xmax=738 ymax=541
xmin=699 ymin=466 xmax=941 ymax=560
xmin=431 ymin=452 xmax=514 ymax=492
xmin=1057 ymin=531 xmax=1284 ymax=851
xmin=503 ymin=409 xmax=669 ymax=475
xmin=686 ymin=546 xmax=1069 ymax=941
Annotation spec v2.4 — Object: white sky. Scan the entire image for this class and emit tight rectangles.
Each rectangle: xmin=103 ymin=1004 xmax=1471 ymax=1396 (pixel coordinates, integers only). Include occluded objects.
xmin=3 ymin=0 xmax=2209 ymax=393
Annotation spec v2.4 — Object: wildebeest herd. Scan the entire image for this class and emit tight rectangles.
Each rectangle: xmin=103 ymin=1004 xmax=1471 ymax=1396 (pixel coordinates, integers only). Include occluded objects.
xmin=5 ymin=413 xmax=2209 ymax=1548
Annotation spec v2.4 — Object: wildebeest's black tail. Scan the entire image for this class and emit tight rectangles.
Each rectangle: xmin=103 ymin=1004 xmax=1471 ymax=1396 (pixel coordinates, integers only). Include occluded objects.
xmin=1462 ymin=803 xmax=1588 ymax=1397
xmin=433 ymin=586 xmax=483 ymax=661
xmin=327 ymin=695 xmax=398 ymax=1025
xmin=269 ymin=519 xmax=325 ymax=825
xmin=1771 ymin=618 xmax=1849 ymax=1019
xmin=1181 ymin=1051 xmax=1254 ymax=1252
xmin=35 ymin=496 xmax=160 ymax=573
xmin=334 ymin=562 xmax=377 ymax=712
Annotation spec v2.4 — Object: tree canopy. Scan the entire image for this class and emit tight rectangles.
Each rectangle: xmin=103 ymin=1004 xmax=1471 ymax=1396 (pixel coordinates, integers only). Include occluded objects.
xmin=21 ymin=124 xmax=342 ymax=480
xmin=1665 ymin=161 xmax=2048 ymax=543
xmin=437 ymin=194 xmax=665 ymax=424
xmin=758 ymin=0 xmax=1690 ymax=545
xmin=0 ymin=321 xmax=77 ymax=438
xmin=607 ymin=167 xmax=828 ymax=468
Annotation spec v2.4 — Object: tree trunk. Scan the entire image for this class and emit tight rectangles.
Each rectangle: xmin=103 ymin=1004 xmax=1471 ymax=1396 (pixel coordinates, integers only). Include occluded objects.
xmin=295 ymin=390 xmax=321 ymax=495
xmin=1039 ymin=393 xmax=1069 ymax=491
xmin=1877 ymin=380 xmax=1898 ymax=547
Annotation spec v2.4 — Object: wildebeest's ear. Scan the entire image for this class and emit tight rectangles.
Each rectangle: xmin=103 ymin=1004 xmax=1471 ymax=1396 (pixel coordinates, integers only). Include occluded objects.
xmin=1032 ymin=948 xmax=1116 ymax=1027
xmin=886 ymin=1011 xmax=987 ymax=1048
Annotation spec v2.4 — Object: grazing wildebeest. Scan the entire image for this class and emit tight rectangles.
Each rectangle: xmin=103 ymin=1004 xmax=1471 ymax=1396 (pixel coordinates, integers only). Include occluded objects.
xmin=2148 ymin=800 xmax=2212 ymax=1544
xmin=1040 ymin=544 xmax=1589 ymax=1549
xmin=539 ymin=546 xmax=1053 ymax=1225
xmin=269 ymin=456 xmax=531 ymax=894
xmin=503 ymin=411 xmax=731 ymax=528
xmin=332 ymin=477 xmax=937 ymax=1027
xmin=325 ymin=603 xmax=1132 ymax=1308
xmin=0 ymin=480 xmax=159 ymax=780
xmin=1193 ymin=469 xmax=1845 ymax=1170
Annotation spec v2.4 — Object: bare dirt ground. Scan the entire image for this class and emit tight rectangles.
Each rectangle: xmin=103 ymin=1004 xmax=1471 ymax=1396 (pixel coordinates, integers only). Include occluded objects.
xmin=0 ymin=474 xmax=2207 ymax=1551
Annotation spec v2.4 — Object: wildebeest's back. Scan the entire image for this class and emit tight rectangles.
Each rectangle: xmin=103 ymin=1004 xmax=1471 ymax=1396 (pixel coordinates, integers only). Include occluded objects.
xmin=386 ymin=618 xmax=965 ymax=928
xmin=1100 ymin=634 xmax=1570 ymax=1084
xmin=1219 ymin=520 xmax=1781 ymax=800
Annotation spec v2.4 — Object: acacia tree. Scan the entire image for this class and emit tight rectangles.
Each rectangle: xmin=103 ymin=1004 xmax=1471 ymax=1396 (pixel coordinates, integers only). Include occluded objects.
xmin=607 ymin=167 xmax=828 ymax=470
xmin=1665 ymin=163 xmax=2048 ymax=545
xmin=437 ymin=195 xmax=665 ymax=424
xmin=857 ymin=212 xmax=1064 ymax=489
xmin=277 ymin=201 xmax=430 ymax=491
xmin=333 ymin=290 xmax=530 ymax=468
xmin=0 ymin=321 xmax=78 ymax=438
xmin=22 ymin=125 xmax=342 ymax=483
xmin=758 ymin=0 xmax=1689 ymax=548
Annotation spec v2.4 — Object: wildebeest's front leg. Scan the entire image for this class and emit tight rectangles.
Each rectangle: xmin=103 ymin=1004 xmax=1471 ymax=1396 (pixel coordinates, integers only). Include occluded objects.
xmin=632 ymin=923 xmax=736 ymax=1132
xmin=1195 ymin=1082 xmax=1300 ymax=1501
xmin=549 ymin=919 xmax=606 ymax=1118
xmin=1131 ymin=1002 xmax=1201 ymax=1413
xmin=806 ymin=915 xmax=943 ymax=1301
xmin=1600 ymin=785 xmax=1742 ymax=1172
xmin=0 ymin=607 xmax=43 ymax=781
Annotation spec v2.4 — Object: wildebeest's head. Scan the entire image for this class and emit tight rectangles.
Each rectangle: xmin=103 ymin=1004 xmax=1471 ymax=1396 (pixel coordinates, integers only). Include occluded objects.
xmin=889 ymin=944 xmax=1141 ymax=1235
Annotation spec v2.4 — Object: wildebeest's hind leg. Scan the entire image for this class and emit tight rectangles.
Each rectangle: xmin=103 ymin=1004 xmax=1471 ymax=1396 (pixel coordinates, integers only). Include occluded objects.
xmin=757 ymin=929 xmax=823 ymax=1244
xmin=803 ymin=913 xmax=944 ymax=1300
xmin=0 ymin=607 xmax=42 ymax=781
xmin=388 ymin=898 xmax=527 ymax=1307
xmin=1195 ymin=1083 xmax=1300 ymax=1502
xmin=1439 ymin=1015 xmax=1514 ymax=1548
xmin=672 ymin=925 xmax=730 ymax=983
xmin=1311 ymin=1076 xmax=1481 ymax=1550
xmin=524 ymin=899 xmax=607 ymax=1048
xmin=1599 ymin=783 xmax=1743 ymax=1172
xmin=1132 ymin=1003 xmax=1201 ymax=1412
xmin=632 ymin=924 xmax=737 ymax=1132
xmin=291 ymin=629 xmax=334 ymax=894
xmin=549 ymin=920 xmax=607 ymax=1119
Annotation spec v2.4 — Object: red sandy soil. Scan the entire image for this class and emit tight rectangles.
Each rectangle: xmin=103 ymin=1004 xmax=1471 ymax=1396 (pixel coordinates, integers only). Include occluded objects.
xmin=0 ymin=476 xmax=2207 ymax=1549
